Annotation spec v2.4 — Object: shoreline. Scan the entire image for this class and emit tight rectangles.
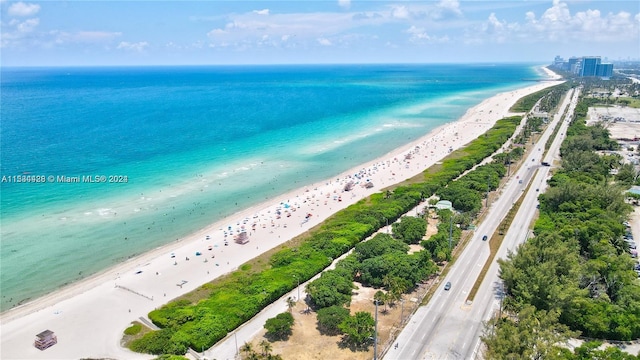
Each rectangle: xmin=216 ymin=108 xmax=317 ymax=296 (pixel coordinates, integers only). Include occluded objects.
xmin=0 ymin=67 xmax=563 ymax=359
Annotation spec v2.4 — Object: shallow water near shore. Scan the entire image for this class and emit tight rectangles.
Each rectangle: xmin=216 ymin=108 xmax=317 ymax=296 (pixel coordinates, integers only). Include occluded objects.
xmin=0 ymin=64 xmax=542 ymax=311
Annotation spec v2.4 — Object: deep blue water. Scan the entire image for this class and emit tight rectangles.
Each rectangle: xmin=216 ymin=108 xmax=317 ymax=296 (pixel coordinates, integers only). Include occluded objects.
xmin=0 ymin=64 xmax=541 ymax=311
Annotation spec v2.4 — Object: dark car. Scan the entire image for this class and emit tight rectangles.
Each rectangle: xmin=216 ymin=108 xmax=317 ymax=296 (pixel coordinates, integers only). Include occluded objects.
xmin=482 ymin=235 xmax=488 ymax=241
xmin=444 ymin=282 xmax=452 ymax=291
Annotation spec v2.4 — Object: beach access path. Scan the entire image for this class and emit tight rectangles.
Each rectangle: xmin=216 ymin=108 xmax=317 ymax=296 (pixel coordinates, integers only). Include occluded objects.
xmin=0 ymin=72 xmax=563 ymax=360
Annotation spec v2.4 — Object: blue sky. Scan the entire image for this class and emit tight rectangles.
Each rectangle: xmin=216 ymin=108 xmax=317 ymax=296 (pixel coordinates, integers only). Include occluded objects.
xmin=1 ymin=0 xmax=639 ymax=66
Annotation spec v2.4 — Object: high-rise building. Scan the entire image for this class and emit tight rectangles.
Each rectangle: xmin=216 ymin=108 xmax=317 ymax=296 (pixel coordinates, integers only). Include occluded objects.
xmin=580 ymin=56 xmax=601 ymax=77
xmin=567 ymin=57 xmax=581 ymax=73
xmin=553 ymin=55 xmax=565 ymax=68
xmin=550 ymin=55 xmax=614 ymax=79
xmin=596 ymin=63 xmax=613 ymax=78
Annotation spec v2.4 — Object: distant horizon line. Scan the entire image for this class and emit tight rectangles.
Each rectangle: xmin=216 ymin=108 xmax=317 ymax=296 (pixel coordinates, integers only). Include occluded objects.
xmin=1 ymin=61 xmax=551 ymax=69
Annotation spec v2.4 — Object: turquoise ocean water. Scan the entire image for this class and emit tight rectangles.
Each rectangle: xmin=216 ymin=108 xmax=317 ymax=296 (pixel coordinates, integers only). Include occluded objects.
xmin=0 ymin=64 xmax=543 ymax=311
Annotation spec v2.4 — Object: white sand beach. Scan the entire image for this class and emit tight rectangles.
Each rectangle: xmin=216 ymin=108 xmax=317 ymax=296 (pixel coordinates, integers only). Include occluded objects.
xmin=0 ymin=73 xmax=563 ymax=360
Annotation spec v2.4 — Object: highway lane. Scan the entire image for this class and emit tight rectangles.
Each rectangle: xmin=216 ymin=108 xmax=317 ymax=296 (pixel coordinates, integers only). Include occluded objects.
xmin=385 ymin=87 xmax=580 ymax=360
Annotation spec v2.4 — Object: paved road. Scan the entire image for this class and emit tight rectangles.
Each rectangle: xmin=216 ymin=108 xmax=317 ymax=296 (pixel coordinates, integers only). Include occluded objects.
xmin=385 ymin=88 xmax=579 ymax=360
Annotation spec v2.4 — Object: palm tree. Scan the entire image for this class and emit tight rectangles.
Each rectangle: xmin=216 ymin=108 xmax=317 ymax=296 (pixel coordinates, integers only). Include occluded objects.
xmin=259 ymin=339 xmax=272 ymax=357
xmin=240 ymin=341 xmax=253 ymax=356
xmin=286 ymin=296 xmax=296 ymax=313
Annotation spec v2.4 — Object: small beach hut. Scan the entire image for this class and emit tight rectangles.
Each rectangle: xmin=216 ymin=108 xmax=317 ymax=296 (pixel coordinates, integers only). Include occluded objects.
xmin=343 ymin=181 xmax=355 ymax=191
xmin=34 ymin=330 xmax=57 ymax=350
xmin=234 ymin=231 xmax=249 ymax=244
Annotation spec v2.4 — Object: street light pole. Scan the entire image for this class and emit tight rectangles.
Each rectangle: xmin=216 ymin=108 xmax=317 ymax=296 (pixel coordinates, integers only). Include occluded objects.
xmin=374 ymin=300 xmax=379 ymax=360
xmin=400 ymin=298 xmax=404 ymax=325
xmin=234 ymin=332 xmax=238 ymax=356
xmin=448 ymin=212 xmax=453 ymax=252
xmin=486 ymin=175 xmax=491 ymax=207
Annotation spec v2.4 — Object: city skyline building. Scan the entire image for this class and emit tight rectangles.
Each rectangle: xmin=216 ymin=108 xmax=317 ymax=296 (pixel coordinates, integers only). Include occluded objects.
xmin=580 ymin=56 xmax=601 ymax=77
xmin=551 ymin=55 xmax=614 ymax=79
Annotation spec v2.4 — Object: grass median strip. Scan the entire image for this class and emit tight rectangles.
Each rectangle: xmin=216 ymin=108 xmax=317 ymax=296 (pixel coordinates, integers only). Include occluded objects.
xmin=466 ymin=175 xmax=535 ymax=303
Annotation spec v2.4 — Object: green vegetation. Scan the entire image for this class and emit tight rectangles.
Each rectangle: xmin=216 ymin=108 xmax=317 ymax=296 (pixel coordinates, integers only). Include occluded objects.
xmin=338 ymin=311 xmax=376 ymax=349
xmin=128 ymin=115 xmax=524 ymax=355
xmin=570 ymin=341 xmax=640 ymax=360
xmin=316 ymin=305 xmax=350 ymax=335
xmin=124 ymin=323 xmax=142 ymax=336
xmin=483 ymin=305 xmax=578 ymax=359
xmin=391 ymin=216 xmax=427 ymax=244
xmin=510 ymin=82 xmax=570 ymax=113
xmin=153 ymin=355 xmax=189 ymax=360
xmin=616 ymin=97 xmax=640 ymax=108
xmin=485 ymin=95 xmax=640 ymax=358
xmin=306 ymin=268 xmax=356 ymax=308
xmin=239 ymin=341 xmax=283 ymax=360
xmin=264 ymin=312 xmax=294 ymax=340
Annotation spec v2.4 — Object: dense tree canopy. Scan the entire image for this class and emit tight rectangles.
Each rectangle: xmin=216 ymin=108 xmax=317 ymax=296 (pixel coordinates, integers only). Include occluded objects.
xmin=492 ymin=94 xmax=640 ymax=357
xmin=339 ymin=311 xmax=375 ymax=349
xmin=316 ymin=305 xmax=350 ymax=335
xmin=392 ymin=216 xmax=427 ymax=244
xmin=264 ymin=312 xmax=294 ymax=340
xmin=483 ymin=305 xmax=578 ymax=360
xmin=306 ymin=269 xmax=355 ymax=308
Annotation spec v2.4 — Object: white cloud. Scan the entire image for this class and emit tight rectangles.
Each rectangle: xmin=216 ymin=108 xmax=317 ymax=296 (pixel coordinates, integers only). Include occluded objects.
xmin=15 ymin=17 xmax=38 ymax=33
xmin=436 ymin=0 xmax=462 ymax=17
xmin=406 ymin=25 xmax=430 ymax=41
xmin=391 ymin=5 xmax=410 ymax=19
xmin=117 ymin=41 xmax=149 ymax=52
xmin=1 ymin=20 xmax=125 ymax=49
xmin=253 ymin=9 xmax=269 ymax=16
xmin=524 ymin=1 xmax=640 ymax=42
xmin=8 ymin=1 xmax=40 ymax=17
xmin=206 ymin=10 xmax=358 ymax=50
xmin=51 ymin=30 xmax=122 ymax=44
xmin=208 ymin=28 xmax=227 ymax=36
xmin=317 ymin=37 xmax=332 ymax=46
xmin=338 ymin=0 xmax=351 ymax=10
xmin=469 ymin=1 xmax=639 ymax=45
xmin=485 ymin=13 xmax=505 ymax=32
xmin=405 ymin=25 xmax=450 ymax=44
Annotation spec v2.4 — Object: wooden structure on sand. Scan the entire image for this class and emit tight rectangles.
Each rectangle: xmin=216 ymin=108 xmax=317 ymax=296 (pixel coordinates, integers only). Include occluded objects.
xmin=343 ymin=181 xmax=355 ymax=191
xmin=234 ymin=231 xmax=249 ymax=244
xmin=34 ymin=329 xmax=57 ymax=350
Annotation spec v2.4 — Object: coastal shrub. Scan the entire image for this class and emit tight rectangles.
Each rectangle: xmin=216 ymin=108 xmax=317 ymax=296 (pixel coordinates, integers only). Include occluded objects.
xmin=316 ymin=305 xmax=350 ymax=335
xmin=124 ymin=323 xmax=142 ymax=336
xmin=154 ymin=355 xmax=189 ymax=360
xmin=339 ymin=311 xmax=375 ymax=348
xmin=270 ymin=248 xmax=296 ymax=268
xmin=130 ymin=328 xmax=178 ymax=355
xmin=264 ymin=312 xmax=295 ymax=340
xmin=306 ymin=269 xmax=355 ymax=308
xmin=392 ymin=216 xmax=427 ymax=244
xmin=180 ymin=316 xmax=228 ymax=352
xmin=354 ymin=233 xmax=408 ymax=261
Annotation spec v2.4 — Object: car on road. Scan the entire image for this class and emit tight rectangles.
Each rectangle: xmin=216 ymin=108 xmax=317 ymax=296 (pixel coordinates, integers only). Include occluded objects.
xmin=444 ymin=282 xmax=452 ymax=291
xmin=482 ymin=235 xmax=488 ymax=241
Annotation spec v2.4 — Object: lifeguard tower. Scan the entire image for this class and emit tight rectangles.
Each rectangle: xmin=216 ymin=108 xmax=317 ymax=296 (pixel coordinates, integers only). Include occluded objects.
xmin=34 ymin=329 xmax=57 ymax=350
